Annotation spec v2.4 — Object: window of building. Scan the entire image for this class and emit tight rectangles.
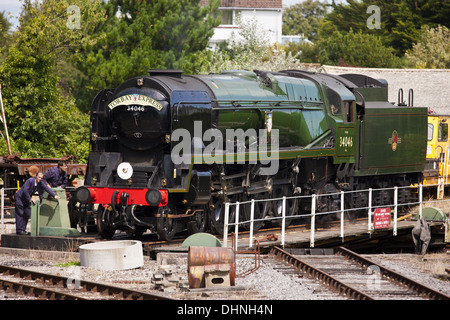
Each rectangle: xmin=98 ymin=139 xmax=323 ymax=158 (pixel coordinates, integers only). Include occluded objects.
xmin=220 ymin=10 xmax=233 ymax=25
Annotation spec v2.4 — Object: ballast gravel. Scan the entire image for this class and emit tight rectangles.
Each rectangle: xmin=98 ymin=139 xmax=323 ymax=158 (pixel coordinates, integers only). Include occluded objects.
xmin=0 ymin=250 xmax=448 ymax=300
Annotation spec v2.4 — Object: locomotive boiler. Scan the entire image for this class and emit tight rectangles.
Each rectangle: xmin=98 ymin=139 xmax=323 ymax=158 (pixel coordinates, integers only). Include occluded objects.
xmin=75 ymin=69 xmax=428 ymax=240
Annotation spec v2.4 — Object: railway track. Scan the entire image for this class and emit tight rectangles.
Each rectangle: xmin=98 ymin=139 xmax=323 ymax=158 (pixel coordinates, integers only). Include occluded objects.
xmin=0 ymin=264 xmax=173 ymax=300
xmin=269 ymin=246 xmax=450 ymax=300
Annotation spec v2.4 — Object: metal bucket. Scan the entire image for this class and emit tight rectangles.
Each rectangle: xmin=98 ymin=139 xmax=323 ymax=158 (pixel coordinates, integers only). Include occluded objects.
xmin=188 ymin=246 xmax=235 ymax=288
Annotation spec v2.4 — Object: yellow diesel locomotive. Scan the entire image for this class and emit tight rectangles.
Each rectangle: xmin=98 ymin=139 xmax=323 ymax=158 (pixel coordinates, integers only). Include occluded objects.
xmin=423 ymin=112 xmax=450 ymax=198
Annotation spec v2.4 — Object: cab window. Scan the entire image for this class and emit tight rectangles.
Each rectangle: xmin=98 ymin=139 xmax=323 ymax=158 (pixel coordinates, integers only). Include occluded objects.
xmin=344 ymin=101 xmax=354 ymax=123
xmin=326 ymin=88 xmax=341 ymax=115
xmin=427 ymin=124 xmax=434 ymax=141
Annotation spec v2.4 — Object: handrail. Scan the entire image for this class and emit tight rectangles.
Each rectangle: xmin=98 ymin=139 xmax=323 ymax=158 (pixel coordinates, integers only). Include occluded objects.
xmin=222 ymin=183 xmax=450 ymax=248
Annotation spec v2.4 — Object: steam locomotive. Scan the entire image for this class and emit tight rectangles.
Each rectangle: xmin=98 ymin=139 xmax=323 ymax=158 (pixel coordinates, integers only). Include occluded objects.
xmin=74 ymin=69 xmax=428 ymax=240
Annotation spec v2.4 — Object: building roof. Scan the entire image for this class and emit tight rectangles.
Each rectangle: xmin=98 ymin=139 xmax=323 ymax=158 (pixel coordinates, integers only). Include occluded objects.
xmin=200 ymin=0 xmax=282 ymax=9
xmin=323 ymin=65 xmax=450 ymax=113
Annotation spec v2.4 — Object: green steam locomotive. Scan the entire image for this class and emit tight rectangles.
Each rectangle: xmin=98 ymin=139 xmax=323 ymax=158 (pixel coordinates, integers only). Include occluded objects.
xmin=75 ymin=69 xmax=427 ymax=240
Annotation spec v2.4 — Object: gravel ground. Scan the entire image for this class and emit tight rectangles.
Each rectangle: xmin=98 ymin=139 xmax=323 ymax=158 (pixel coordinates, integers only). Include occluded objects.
xmin=236 ymin=256 xmax=348 ymax=299
xmin=0 ymin=249 xmax=448 ymax=300
xmin=365 ymin=253 xmax=450 ymax=296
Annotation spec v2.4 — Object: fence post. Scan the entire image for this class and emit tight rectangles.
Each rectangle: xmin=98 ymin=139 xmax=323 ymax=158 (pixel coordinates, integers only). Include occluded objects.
xmin=340 ymin=190 xmax=345 ymax=241
xmin=234 ymin=201 xmax=240 ymax=250
xmin=0 ymin=188 xmax=4 ymax=239
xmin=310 ymin=194 xmax=316 ymax=248
xmin=419 ymin=184 xmax=423 ymax=219
xmin=368 ymin=188 xmax=373 ymax=232
xmin=393 ymin=186 xmax=398 ymax=236
xmin=282 ymin=196 xmax=286 ymax=247
xmin=223 ymin=202 xmax=230 ymax=247
xmin=249 ymin=199 xmax=255 ymax=248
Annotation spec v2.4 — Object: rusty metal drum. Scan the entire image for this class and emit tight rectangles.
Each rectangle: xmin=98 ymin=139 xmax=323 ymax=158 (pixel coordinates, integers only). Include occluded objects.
xmin=188 ymin=246 xmax=235 ymax=288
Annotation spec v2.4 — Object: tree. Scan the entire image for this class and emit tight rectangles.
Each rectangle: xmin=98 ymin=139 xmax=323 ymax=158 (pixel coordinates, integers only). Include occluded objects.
xmin=282 ymin=0 xmax=328 ymax=41
xmin=318 ymin=29 xmax=402 ymax=68
xmin=322 ymin=0 xmax=423 ymax=55
xmin=74 ymin=0 xmax=221 ymax=112
xmin=204 ymin=14 xmax=304 ymax=73
xmin=0 ymin=11 xmax=12 ymax=61
xmin=413 ymin=0 xmax=450 ymax=29
xmin=0 ymin=0 xmax=105 ymax=161
xmin=406 ymin=25 xmax=450 ymax=69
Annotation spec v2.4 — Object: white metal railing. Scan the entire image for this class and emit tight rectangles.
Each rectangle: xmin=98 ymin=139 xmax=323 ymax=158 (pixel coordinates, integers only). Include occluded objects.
xmin=1 ymin=184 xmax=448 ymax=244
xmin=222 ymin=184 xmax=450 ymax=248
xmin=0 ymin=187 xmax=19 ymax=239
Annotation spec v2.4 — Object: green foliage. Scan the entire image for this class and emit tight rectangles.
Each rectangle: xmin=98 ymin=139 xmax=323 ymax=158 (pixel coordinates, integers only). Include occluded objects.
xmin=284 ymin=41 xmax=320 ymax=64
xmin=406 ymin=25 xmax=450 ymax=69
xmin=0 ymin=11 xmax=12 ymax=58
xmin=413 ymin=0 xmax=450 ymax=29
xmin=321 ymin=0 xmax=449 ymax=56
xmin=283 ymin=0 xmax=450 ymax=67
xmin=282 ymin=0 xmax=327 ymax=41
xmin=54 ymin=261 xmax=80 ymax=267
xmin=0 ymin=0 xmax=104 ymax=162
xmin=203 ymin=15 xmax=303 ymax=73
xmin=318 ymin=29 xmax=402 ymax=68
xmin=325 ymin=0 xmax=414 ymax=56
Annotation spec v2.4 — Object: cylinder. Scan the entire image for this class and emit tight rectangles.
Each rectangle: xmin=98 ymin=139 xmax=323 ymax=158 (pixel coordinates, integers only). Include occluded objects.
xmin=79 ymin=240 xmax=144 ymax=271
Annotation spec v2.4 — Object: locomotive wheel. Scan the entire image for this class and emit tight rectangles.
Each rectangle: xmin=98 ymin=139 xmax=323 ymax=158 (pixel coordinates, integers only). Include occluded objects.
xmin=374 ymin=189 xmax=391 ymax=207
xmin=208 ymin=197 xmax=236 ymax=235
xmin=270 ymin=186 xmax=297 ymax=227
xmin=241 ymin=194 xmax=267 ymax=231
xmin=187 ymin=207 xmax=207 ymax=235
xmin=96 ymin=206 xmax=116 ymax=239
xmin=351 ymin=190 xmax=368 ymax=214
xmin=316 ymin=184 xmax=341 ymax=223
xmin=397 ymin=187 xmax=413 ymax=212
xmin=157 ymin=207 xmax=179 ymax=241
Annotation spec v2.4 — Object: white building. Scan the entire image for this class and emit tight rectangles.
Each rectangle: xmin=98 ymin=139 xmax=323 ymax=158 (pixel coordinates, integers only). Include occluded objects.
xmin=201 ymin=0 xmax=283 ymax=49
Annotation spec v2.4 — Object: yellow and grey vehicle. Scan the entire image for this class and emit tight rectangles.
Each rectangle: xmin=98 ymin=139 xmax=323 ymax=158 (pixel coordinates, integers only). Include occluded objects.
xmin=422 ymin=113 xmax=450 ymax=198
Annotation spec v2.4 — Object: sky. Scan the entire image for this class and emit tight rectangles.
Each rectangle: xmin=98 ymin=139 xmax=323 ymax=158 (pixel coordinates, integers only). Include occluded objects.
xmin=0 ymin=0 xmax=312 ymax=31
xmin=0 ymin=0 xmax=22 ymax=30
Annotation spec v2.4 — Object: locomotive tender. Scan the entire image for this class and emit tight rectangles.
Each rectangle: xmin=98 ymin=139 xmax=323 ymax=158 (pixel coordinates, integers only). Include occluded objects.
xmin=75 ymin=69 xmax=428 ymax=240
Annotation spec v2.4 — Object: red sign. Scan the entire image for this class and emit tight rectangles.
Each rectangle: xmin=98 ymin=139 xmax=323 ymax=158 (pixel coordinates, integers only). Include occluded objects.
xmin=373 ymin=208 xmax=391 ymax=229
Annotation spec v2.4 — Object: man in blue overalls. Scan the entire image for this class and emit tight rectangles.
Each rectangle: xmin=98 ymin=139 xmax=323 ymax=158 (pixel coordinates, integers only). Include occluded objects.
xmin=43 ymin=161 xmax=68 ymax=188
xmin=15 ymin=171 xmax=60 ymax=235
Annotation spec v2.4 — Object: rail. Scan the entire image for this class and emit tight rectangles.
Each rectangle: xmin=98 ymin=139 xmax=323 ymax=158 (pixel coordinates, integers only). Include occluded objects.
xmin=269 ymin=246 xmax=450 ymax=300
xmin=0 ymin=264 xmax=172 ymax=300
xmin=222 ymin=184 xmax=450 ymax=248
xmin=0 ymin=187 xmax=16 ymax=239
